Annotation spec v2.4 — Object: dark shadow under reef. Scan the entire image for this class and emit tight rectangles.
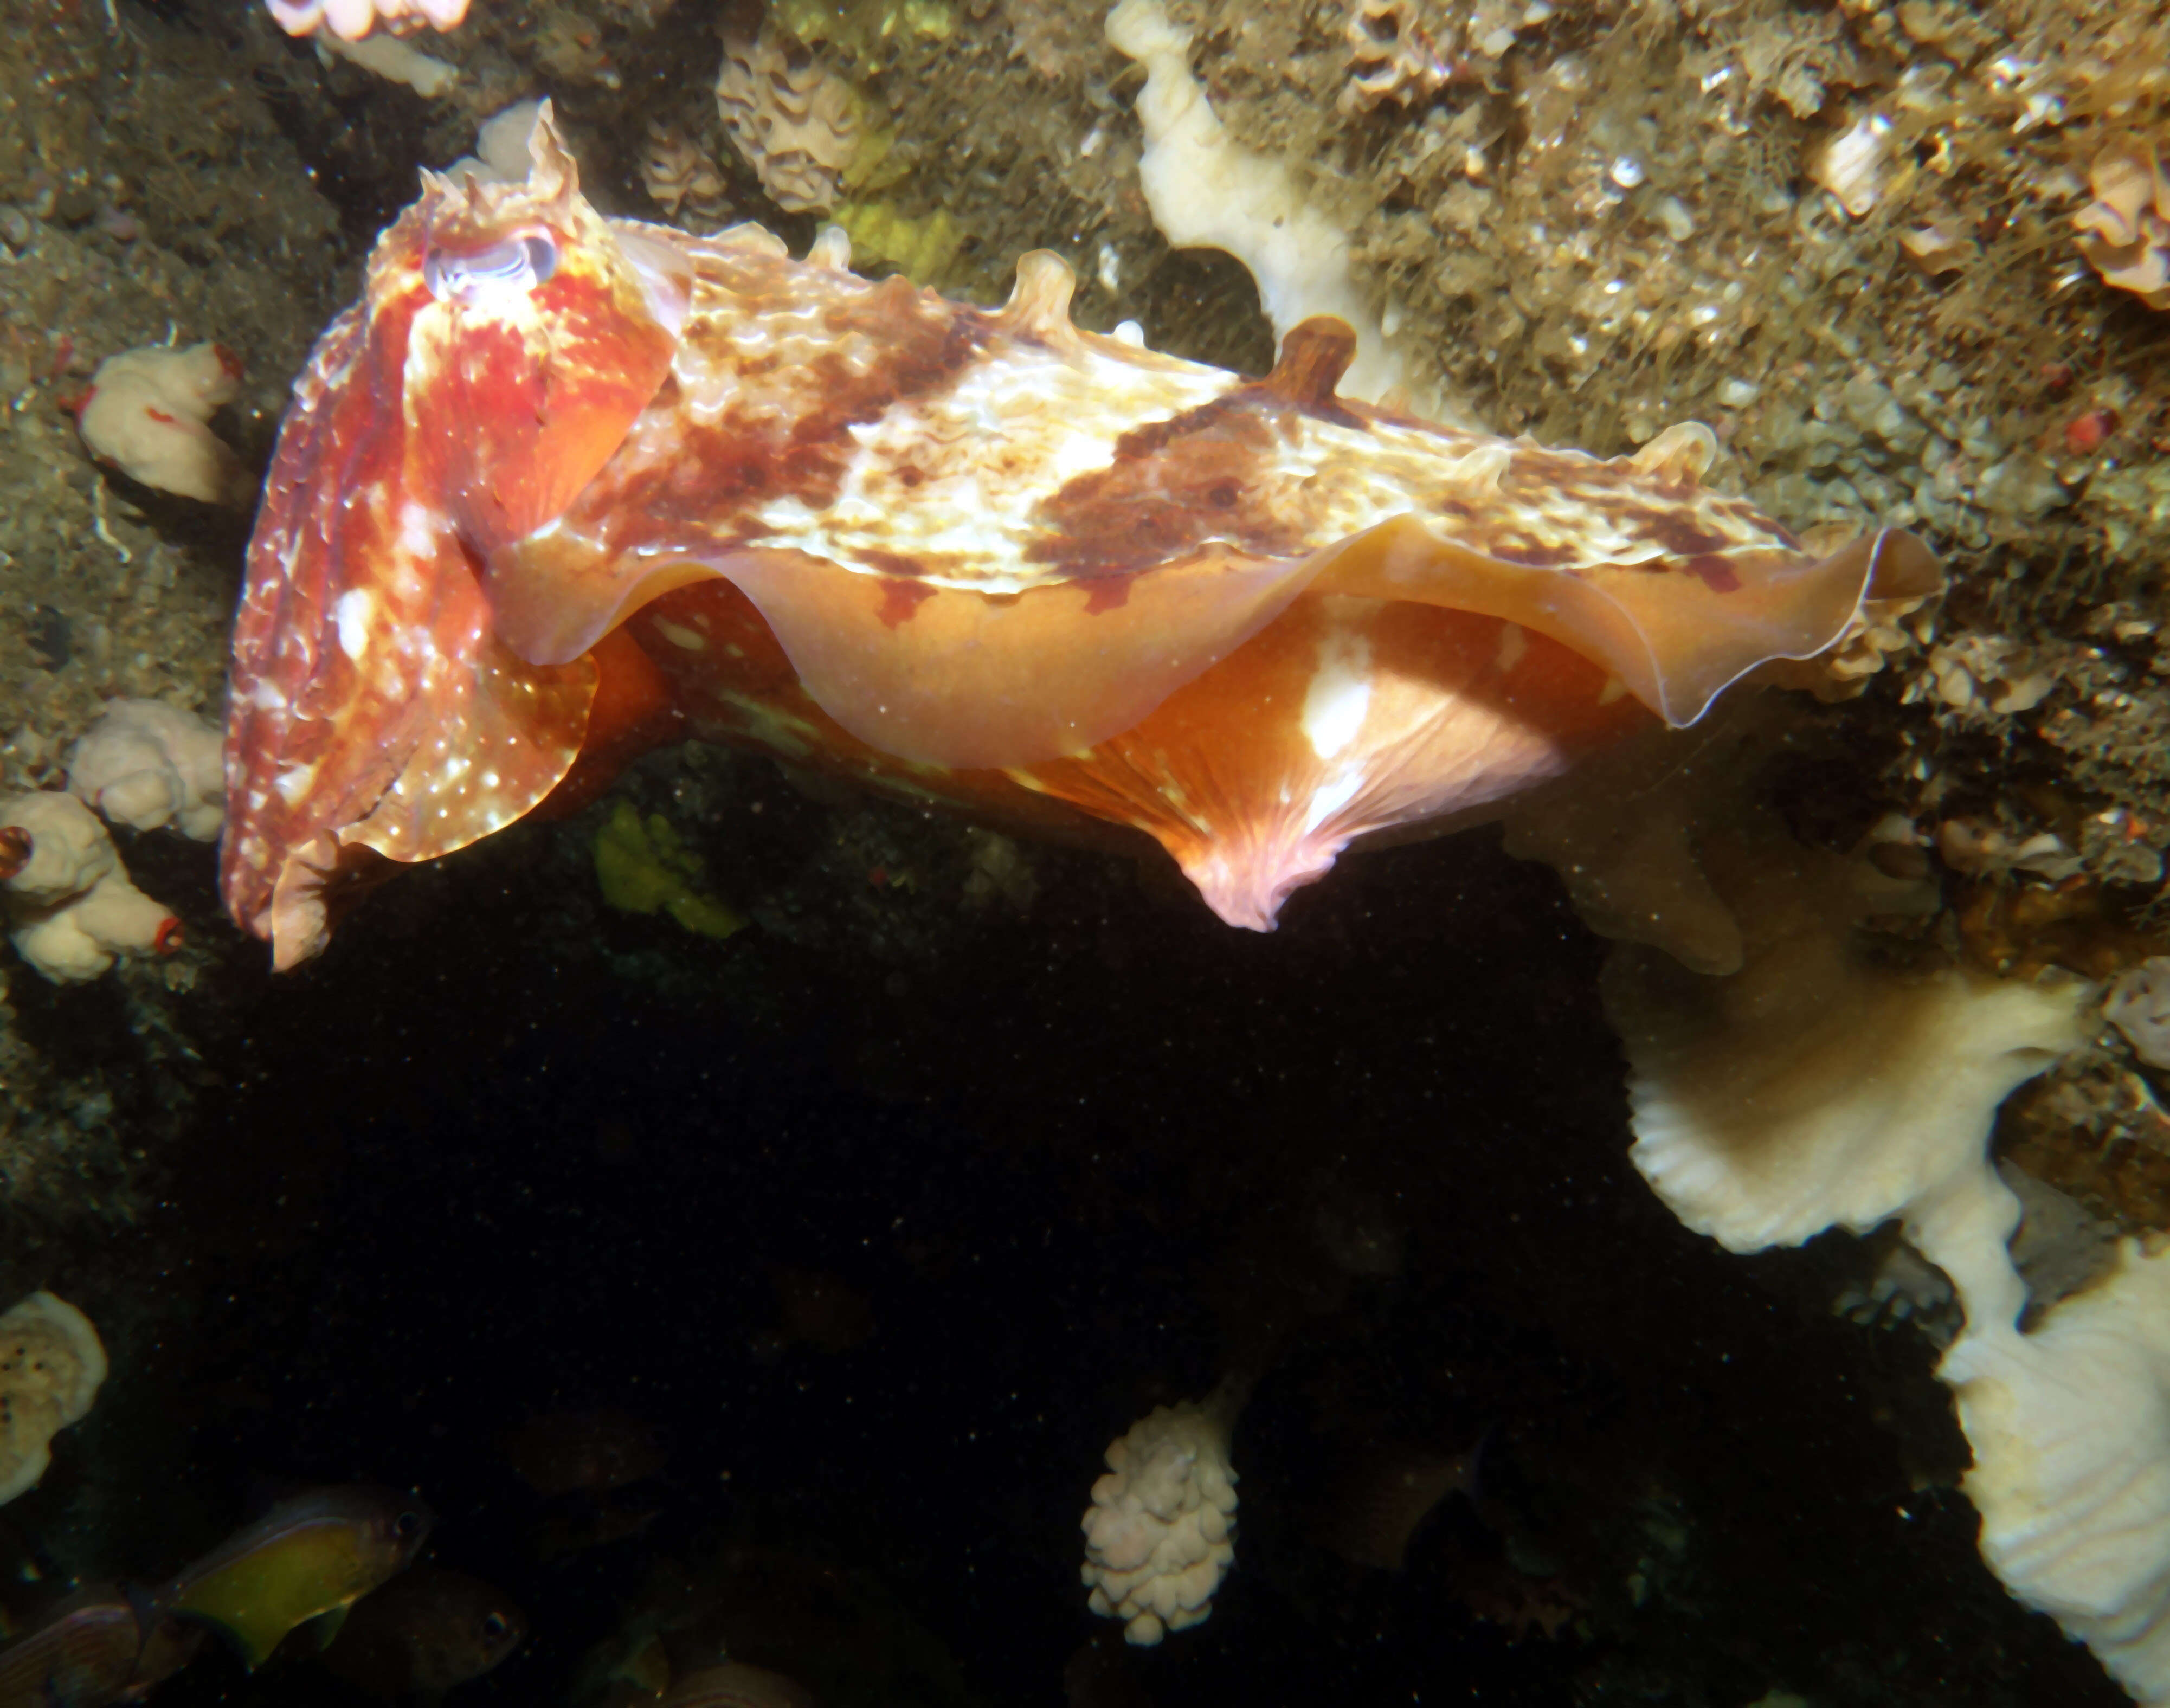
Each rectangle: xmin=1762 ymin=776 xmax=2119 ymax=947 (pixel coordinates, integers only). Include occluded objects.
xmin=4 ymin=769 xmax=2122 ymax=1708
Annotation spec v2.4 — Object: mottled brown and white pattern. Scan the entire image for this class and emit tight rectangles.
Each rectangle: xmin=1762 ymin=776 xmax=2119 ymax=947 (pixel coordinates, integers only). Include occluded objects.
xmin=222 ymin=105 xmax=1937 ymax=967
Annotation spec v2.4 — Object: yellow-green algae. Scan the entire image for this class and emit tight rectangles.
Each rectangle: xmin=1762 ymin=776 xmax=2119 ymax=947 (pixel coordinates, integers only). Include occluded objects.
xmin=833 ymin=201 xmax=964 ymax=286
xmin=774 ymin=0 xmax=954 ymax=61
xmin=593 ymin=801 xmax=745 ymax=940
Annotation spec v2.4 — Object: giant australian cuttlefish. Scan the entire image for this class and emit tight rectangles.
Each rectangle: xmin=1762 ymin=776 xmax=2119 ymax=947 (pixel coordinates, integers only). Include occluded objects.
xmin=221 ymin=106 xmax=1938 ymax=966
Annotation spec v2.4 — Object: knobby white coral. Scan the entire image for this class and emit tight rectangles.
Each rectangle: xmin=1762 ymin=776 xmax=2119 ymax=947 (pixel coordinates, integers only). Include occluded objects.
xmin=1081 ymin=1394 xmax=1239 ymax=1644
xmin=66 ymin=700 xmax=226 ymax=843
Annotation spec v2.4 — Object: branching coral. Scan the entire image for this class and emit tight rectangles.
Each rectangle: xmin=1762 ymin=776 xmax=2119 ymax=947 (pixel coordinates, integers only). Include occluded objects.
xmin=716 ymin=32 xmax=861 ymax=215
xmin=317 ymin=31 xmax=459 ymax=96
xmin=1604 ymin=821 xmax=2082 ymax=1250
xmin=2074 ymin=139 xmax=2170 ymax=312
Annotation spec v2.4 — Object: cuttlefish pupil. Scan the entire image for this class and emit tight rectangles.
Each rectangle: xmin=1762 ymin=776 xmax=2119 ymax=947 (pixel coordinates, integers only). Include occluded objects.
xmin=422 ymin=231 xmax=560 ymax=304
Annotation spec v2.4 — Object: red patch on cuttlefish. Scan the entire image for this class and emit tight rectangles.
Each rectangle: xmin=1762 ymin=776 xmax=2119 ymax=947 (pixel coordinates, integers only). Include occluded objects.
xmin=1083 ymin=578 xmax=1132 ymax=615
xmin=877 ymin=577 xmax=935 ymax=629
xmin=1683 ymin=555 xmax=1742 ymax=594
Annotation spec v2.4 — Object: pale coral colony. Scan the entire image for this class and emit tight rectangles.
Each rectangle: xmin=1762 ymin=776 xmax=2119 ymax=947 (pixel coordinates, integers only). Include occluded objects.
xmin=8 ymin=0 xmax=2170 ymax=1703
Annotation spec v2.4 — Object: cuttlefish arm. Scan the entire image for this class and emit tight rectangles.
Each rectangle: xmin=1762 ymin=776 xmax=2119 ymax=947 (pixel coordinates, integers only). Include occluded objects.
xmin=222 ymin=105 xmax=686 ymax=966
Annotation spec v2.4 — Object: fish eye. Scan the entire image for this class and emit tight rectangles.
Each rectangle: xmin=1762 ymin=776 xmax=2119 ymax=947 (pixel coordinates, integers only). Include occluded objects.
xmin=422 ymin=231 xmax=560 ymax=305
xmin=482 ymin=1612 xmax=509 ymax=1639
xmin=395 ymin=1509 xmax=424 ymax=1537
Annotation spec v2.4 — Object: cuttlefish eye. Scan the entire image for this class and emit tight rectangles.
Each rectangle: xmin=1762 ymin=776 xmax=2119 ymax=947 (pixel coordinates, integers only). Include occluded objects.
xmin=422 ymin=231 xmax=559 ymax=305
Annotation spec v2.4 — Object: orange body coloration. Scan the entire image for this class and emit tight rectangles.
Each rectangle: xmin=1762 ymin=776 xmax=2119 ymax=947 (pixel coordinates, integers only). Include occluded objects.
xmin=221 ymin=104 xmax=1939 ymax=968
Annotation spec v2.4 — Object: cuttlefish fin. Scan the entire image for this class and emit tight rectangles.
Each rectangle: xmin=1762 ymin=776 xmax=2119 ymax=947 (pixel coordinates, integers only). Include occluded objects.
xmin=259 ymin=631 xmax=595 ymax=972
xmin=488 ymin=534 xmax=1324 ymax=771
xmin=338 ymin=636 xmax=595 ymax=872
xmin=1248 ymin=332 xmax=1941 ymax=727
xmin=1312 ymin=515 xmax=1942 ymax=727
xmin=1014 ymin=596 xmax=1649 ymax=930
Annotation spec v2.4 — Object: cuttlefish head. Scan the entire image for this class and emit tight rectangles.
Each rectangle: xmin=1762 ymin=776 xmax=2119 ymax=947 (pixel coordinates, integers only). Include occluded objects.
xmin=221 ymin=102 xmax=688 ymax=967
xmin=405 ymin=105 xmax=692 ymax=551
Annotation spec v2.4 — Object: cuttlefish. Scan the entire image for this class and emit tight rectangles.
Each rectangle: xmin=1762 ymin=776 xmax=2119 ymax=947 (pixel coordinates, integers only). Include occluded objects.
xmin=222 ymin=105 xmax=1937 ymax=966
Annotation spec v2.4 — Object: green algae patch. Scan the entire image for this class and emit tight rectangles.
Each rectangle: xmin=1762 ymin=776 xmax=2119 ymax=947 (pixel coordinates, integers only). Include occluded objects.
xmin=834 ymin=201 xmax=964 ymax=285
xmin=776 ymin=0 xmax=954 ymax=60
xmin=593 ymin=800 xmax=745 ymax=940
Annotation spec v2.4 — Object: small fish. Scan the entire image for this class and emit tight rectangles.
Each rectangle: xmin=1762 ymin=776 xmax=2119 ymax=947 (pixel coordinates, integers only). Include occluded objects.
xmin=501 ymin=1409 xmax=662 ymax=1496
xmin=660 ymin=1661 xmax=817 ymax=1708
xmin=0 ymin=1585 xmax=141 ymax=1708
xmin=164 ymin=1486 xmax=434 ymax=1670
xmin=124 ymin=1602 xmax=204 ymax=1696
xmin=526 ymin=1494 xmax=659 ymax=1564
xmin=323 ymin=1567 xmax=525 ymax=1696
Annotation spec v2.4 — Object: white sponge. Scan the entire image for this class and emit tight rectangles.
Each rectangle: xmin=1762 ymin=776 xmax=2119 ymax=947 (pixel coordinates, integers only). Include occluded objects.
xmin=76 ymin=342 xmax=252 ymax=506
xmin=0 ymin=792 xmax=180 ymax=982
xmin=67 ymin=700 xmax=226 ymax=842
